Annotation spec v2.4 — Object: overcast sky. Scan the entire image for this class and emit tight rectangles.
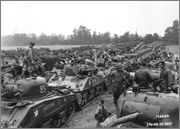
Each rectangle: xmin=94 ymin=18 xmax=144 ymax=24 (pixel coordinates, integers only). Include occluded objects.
xmin=1 ymin=1 xmax=179 ymax=37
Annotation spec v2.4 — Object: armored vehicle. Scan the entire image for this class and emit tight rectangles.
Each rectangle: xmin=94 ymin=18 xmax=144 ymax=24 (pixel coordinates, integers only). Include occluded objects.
xmin=99 ymin=89 xmax=179 ymax=128
xmin=1 ymin=76 xmax=78 ymax=128
xmin=48 ymin=65 xmax=106 ymax=110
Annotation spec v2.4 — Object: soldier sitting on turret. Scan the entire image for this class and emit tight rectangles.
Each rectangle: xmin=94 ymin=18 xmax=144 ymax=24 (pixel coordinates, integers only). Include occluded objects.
xmin=156 ymin=61 xmax=173 ymax=92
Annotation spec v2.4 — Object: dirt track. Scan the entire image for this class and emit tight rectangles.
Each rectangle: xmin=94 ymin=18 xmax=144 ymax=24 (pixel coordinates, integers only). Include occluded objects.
xmin=68 ymin=92 xmax=116 ymax=128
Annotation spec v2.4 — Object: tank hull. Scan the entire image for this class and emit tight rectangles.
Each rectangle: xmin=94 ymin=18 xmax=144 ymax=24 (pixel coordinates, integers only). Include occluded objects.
xmin=117 ymin=92 xmax=179 ymax=128
xmin=1 ymin=93 xmax=77 ymax=128
xmin=73 ymin=77 xmax=105 ymax=109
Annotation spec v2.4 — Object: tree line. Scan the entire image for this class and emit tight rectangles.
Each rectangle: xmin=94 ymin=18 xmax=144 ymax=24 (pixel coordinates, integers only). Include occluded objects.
xmin=1 ymin=19 xmax=179 ymax=46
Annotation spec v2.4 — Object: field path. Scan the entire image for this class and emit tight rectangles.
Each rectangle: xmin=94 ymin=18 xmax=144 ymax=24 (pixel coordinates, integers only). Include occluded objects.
xmin=68 ymin=93 xmax=115 ymax=128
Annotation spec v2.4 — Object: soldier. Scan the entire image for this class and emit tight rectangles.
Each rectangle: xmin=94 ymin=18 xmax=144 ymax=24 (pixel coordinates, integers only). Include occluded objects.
xmin=116 ymin=63 xmax=130 ymax=79
xmin=131 ymin=58 xmax=139 ymax=71
xmin=123 ymin=58 xmax=132 ymax=72
xmin=21 ymin=42 xmax=42 ymax=77
xmin=109 ymin=63 xmax=131 ymax=117
xmin=25 ymin=42 xmax=38 ymax=63
xmin=134 ymin=67 xmax=153 ymax=89
xmin=116 ymin=63 xmax=132 ymax=94
xmin=94 ymin=100 xmax=110 ymax=127
xmin=158 ymin=61 xmax=173 ymax=92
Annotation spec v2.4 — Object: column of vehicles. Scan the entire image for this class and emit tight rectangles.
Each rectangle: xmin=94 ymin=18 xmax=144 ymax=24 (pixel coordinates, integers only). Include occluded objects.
xmin=1 ymin=62 xmax=107 ymax=128
xmin=1 ymin=47 xmax=179 ymax=128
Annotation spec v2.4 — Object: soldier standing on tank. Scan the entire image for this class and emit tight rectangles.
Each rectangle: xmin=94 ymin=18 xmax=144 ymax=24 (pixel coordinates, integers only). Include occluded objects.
xmin=21 ymin=42 xmax=41 ymax=77
xmin=25 ymin=42 xmax=38 ymax=64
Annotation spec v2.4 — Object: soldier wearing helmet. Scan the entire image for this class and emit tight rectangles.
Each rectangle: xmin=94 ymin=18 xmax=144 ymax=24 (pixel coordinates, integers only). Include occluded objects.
xmin=158 ymin=61 xmax=173 ymax=92
xmin=115 ymin=63 xmax=129 ymax=78
xmin=25 ymin=42 xmax=37 ymax=61
xmin=21 ymin=42 xmax=43 ymax=77
xmin=108 ymin=63 xmax=130 ymax=95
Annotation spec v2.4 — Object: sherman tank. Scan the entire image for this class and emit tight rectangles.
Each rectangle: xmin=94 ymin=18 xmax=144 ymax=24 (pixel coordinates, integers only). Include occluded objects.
xmin=1 ymin=76 xmax=78 ymax=128
xmin=99 ymin=89 xmax=179 ymax=128
xmin=48 ymin=65 xmax=106 ymax=110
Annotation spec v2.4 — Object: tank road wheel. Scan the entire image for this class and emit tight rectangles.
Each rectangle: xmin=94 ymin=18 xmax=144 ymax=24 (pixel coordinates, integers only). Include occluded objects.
xmin=96 ymin=87 xmax=100 ymax=96
xmin=87 ymin=91 xmax=92 ymax=101
xmin=50 ymin=114 xmax=63 ymax=128
xmin=90 ymin=89 xmax=95 ymax=100
xmin=88 ymin=89 xmax=94 ymax=101
xmin=49 ymin=109 xmax=69 ymax=128
xmin=63 ymin=102 xmax=76 ymax=126
xmin=94 ymin=88 xmax=99 ymax=96
xmin=66 ymin=102 xmax=76 ymax=117
xmin=77 ymin=93 xmax=85 ymax=109
xmin=99 ymin=86 xmax=104 ymax=95
xmin=84 ymin=92 xmax=88 ymax=104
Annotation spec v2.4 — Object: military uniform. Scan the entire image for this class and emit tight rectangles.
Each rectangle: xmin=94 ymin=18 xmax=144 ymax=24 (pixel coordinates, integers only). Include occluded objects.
xmin=110 ymin=64 xmax=130 ymax=97
xmin=134 ymin=68 xmax=152 ymax=88
xmin=94 ymin=102 xmax=110 ymax=127
xmin=123 ymin=60 xmax=132 ymax=72
xmin=159 ymin=68 xmax=173 ymax=92
xmin=25 ymin=47 xmax=38 ymax=64
xmin=22 ymin=42 xmax=42 ymax=77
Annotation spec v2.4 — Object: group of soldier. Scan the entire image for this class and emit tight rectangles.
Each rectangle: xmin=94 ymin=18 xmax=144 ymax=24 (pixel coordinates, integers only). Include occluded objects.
xmin=2 ymin=41 xmax=179 ymax=127
xmin=9 ymin=41 xmax=178 ymax=93
xmin=92 ymin=45 xmax=179 ymax=127
xmin=13 ymin=42 xmax=46 ymax=78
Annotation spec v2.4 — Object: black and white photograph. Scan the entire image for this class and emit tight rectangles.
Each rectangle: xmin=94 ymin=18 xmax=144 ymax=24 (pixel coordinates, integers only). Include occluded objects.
xmin=1 ymin=1 xmax=179 ymax=128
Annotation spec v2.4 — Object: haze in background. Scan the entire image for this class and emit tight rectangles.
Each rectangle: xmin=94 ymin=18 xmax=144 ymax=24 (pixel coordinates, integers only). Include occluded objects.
xmin=1 ymin=1 xmax=179 ymax=37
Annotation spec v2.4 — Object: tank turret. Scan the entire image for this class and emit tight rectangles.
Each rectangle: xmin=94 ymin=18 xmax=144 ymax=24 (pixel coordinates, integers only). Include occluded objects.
xmin=1 ymin=76 xmax=48 ymax=100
